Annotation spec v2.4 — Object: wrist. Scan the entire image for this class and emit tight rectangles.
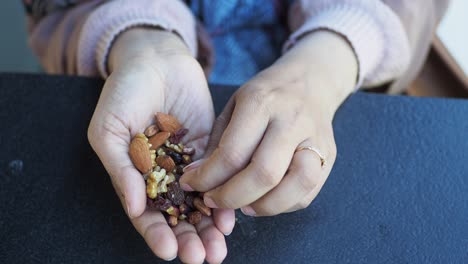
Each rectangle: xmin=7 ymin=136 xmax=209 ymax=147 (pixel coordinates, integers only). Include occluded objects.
xmin=108 ymin=27 xmax=192 ymax=73
xmin=278 ymin=30 xmax=358 ymax=115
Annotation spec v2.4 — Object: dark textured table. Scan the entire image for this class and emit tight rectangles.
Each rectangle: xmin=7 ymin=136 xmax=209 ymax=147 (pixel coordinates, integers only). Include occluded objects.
xmin=0 ymin=73 xmax=467 ymax=263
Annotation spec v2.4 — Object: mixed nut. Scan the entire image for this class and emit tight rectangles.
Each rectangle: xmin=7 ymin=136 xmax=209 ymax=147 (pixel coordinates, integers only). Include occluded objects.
xmin=129 ymin=113 xmax=211 ymax=227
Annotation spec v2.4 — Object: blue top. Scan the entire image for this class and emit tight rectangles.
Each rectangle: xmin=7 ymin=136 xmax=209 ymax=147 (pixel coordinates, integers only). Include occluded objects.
xmin=188 ymin=0 xmax=294 ymax=85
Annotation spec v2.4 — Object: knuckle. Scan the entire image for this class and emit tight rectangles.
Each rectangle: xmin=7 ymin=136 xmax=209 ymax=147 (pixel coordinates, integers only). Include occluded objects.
xmin=236 ymin=86 xmax=271 ymax=113
xmin=297 ymin=172 xmax=318 ymax=193
xmin=217 ymin=146 xmax=245 ymax=171
xmin=215 ymin=195 xmax=237 ymax=209
xmin=189 ymin=176 xmax=212 ymax=192
xmin=254 ymin=161 xmax=282 ymax=188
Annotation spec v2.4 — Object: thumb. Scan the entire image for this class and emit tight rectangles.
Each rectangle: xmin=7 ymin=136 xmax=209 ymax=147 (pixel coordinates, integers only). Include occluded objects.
xmin=88 ymin=125 xmax=147 ymax=219
xmin=180 ymin=97 xmax=234 ymax=178
xmin=204 ymin=97 xmax=235 ymax=157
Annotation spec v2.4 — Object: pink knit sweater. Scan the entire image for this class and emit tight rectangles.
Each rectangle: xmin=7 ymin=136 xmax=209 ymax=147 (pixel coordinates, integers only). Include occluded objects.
xmin=27 ymin=0 xmax=449 ymax=93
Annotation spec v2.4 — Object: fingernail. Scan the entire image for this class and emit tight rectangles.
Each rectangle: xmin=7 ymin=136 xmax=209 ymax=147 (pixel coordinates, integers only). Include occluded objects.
xmin=241 ymin=206 xmax=256 ymax=216
xmin=180 ymin=183 xmax=194 ymax=192
xmin=183 ymin=158 xmax=206 ymax=173
xmin=204 ymin=196 xmax=218 ymax=208
xmin=224 ymin=231 xmax=233 ymax=236
xmin=165 ymin=255 xmax=177 ymax=261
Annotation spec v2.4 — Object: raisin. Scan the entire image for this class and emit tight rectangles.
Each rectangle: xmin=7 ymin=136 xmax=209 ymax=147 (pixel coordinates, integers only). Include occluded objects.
xmin=169 ymin=128 xmax=189 ymax=144
xmin=175 ymin=164 xmax=185 ymax=175
xmin=147 ymin=196 xmax=172 ymax=211
xmin=185 ymin=194 xmax=195 ymax=208
xmin=167 ymin=182 xmax=185 ymax=205
xmin=166 ymin=150 xmax=183 ymax=164
xmin=179 ymin=203 xmax=191 ymax=214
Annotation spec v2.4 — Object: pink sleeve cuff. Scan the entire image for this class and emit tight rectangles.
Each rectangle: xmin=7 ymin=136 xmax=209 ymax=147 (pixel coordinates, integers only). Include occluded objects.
xmin=77 ymin=0 xmax=197 ymax=78
xmin=285 ymin=0 xmax=411 ymax=89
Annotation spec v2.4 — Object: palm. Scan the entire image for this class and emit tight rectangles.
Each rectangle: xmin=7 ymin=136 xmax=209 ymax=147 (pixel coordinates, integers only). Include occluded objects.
xmin=88 ymin=57 xmax=232 ymax=263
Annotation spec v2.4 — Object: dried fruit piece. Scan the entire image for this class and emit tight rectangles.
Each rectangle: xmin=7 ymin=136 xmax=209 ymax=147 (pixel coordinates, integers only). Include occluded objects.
xmin=166 ymin=206 xmax=180 ymax=217
xmin=193 ymin=197 xmax=212 ymax=216
xmin=148 ymin=132 xmax=171 ymax=150
xmin=155 ymin=112 xmax=182 ymax=133
xmin=168 ymin=215 xmax=178 ymax=227
xmin=144 ymin=124 xmax=159 ymax=137
xmin=166 ymin=150 xmax=183 ymax=164
xmin=147 ymin=196 xmax=172 ymax=211
xmin=185 ymin=194 xmax=195 ymax=208
xmin=188 ymin=211 xmax=202 ymax=225
xmin=169 ymin=128 xmax=189 ymax=144
xmin=156 ymin=155 xmax=176 ymax=172
xmin=179 ymin=203 xmax=190 ymax=214
xmin=182 ymin=155 xmax=192 ymax=164
xmin=129 ymin=134 xmax=152 ymax=174
xmin=175 ymin=165 xmax=185 ymax=175
xmin=167 ymin=182 xmax=185 ymax=205
xmin=179 ymin=214 xmax=187 ymax=220
xmin=182 ymin=147 xmax=195 ymax=155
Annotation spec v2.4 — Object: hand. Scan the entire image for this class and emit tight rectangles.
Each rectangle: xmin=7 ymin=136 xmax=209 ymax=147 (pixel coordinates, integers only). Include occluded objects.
xmin=180 ymin=31 xmax=358 ymax=216
xmin=87 ymin=28 xmax=235 ymax=263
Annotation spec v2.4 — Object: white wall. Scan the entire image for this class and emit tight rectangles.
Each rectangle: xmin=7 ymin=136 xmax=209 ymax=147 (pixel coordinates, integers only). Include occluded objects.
xmin=437 ymin=0 xmax=468 ymax=76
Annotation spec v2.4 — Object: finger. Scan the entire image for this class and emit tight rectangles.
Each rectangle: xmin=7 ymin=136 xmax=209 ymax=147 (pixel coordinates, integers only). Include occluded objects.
xmin=180 ymin=97 xmax=235 ymax=167
xmin=205 ymin=96 xmax=235 ymax=156
xmin=197 ymin=216 xmax=228 ymax=264
xmin=172 ymin=221 xmax=206 ymax=263
xmin=246 ymin=146 xmax=323 ymax=216
xmin=131 ymin=210 xmax=178 ymax=261
xmin=213 ymin=208 xmax=236 ymax=235
xmin=284 ymin=188 xmax=322 ymax=213
xmin=89 ymin=129 xmax=146 ymax=219
xmin=204 ymin=120 xmax=298 ymax=209
xmin=180 ymin=96 xmax=269 ymax=192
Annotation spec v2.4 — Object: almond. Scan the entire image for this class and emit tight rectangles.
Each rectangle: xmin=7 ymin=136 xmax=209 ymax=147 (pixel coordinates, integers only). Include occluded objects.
xmin=156 ymin=155 xmax=176 ymax=172
xmin=129 ymin=134 xmax=152 ymax=174
xmin=155 ymin=112 xmax=182 ymax=133
xmin=148 ymin=131 xmax=170 ymax=150
xmin=144 ymin=124 xmax=159 ymax=138
xmin=193 ymin=197 xmax=212 ymax=216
